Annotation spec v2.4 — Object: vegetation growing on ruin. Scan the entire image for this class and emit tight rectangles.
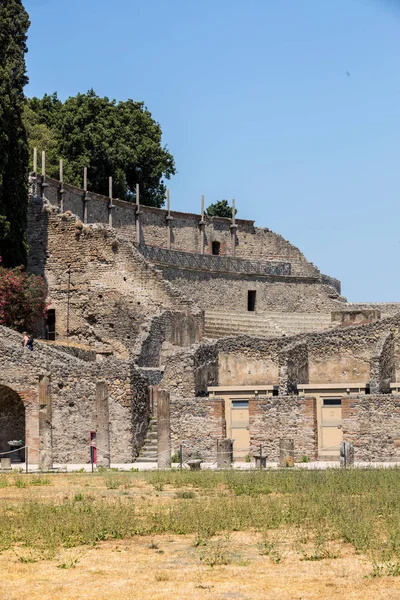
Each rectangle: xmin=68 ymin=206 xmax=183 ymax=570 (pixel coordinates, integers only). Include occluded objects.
xmin=206 ymin=199 xmax=236 ymax=218
xmin=25 ymin=90 xmax=176 ymax=208
xmin=0 ymin=262 xmax=47 ymax=331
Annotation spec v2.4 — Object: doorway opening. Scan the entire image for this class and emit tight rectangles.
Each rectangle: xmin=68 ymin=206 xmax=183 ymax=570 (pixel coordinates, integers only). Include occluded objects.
xmin=212 ymin=241 xmax=221 ymax=256
xmin=248 ymin=290 xmax=256 ymax=312
xmin=46 ymin=309 xmax=56 ymax=341
xmin=0 ymin=385 xmax=25 ymax=462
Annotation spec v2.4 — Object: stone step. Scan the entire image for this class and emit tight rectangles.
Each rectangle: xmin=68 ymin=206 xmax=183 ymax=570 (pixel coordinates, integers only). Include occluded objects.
xmin=136 ymin=456 xmax=157 ymax=463
xmin=204 ymin=326 xmax=279 ymax=334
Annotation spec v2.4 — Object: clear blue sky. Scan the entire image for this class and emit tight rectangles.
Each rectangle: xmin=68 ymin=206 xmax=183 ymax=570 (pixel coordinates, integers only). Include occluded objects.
xmin=23 ymin=0 xmax=400 ymax=302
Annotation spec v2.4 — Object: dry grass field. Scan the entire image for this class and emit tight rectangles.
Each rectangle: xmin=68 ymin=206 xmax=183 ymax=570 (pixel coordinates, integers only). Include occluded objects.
xmin=0 ymin=469 xmax=399 ymax=600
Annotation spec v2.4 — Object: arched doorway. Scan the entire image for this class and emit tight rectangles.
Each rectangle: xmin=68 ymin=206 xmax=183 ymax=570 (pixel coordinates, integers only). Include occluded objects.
xmin=0 ymin=385 xmax=25 ymax=462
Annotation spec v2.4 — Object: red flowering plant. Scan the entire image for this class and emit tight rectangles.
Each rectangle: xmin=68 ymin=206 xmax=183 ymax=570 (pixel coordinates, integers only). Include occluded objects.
xmin=0 ymin=257 xmax=48 ymax=332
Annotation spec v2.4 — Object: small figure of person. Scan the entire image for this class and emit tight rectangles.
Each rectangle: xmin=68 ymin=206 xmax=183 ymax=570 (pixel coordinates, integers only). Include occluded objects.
xmin=22 ymin=331 xmax=34 ymax=351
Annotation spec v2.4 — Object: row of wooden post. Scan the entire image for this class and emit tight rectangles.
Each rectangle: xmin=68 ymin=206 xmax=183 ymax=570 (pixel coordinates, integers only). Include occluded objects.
xmin=32 ymin=148 xmax=238 ymax=255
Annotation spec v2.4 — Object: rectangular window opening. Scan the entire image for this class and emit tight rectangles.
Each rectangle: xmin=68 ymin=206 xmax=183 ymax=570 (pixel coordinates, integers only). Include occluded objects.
xmin=232 ymin=400 xmax=249 ymax=409
xmin=46 ymin=309 xmax=56 ymax=341
xmin=212 ymin=241 xmax=221 ymax=255
xmin=323 ymin=398 xmax=341 ymax=406
xmin=248 ymin=290 xmax=256 ymax=312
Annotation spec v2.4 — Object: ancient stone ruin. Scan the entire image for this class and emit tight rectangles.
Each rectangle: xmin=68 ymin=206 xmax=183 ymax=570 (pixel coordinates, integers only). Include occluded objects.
xmin=2 ymin=162 xmax=400 ymax=468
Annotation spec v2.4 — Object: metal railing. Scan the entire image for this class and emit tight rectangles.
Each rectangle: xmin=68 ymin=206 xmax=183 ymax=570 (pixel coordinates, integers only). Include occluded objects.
xmin=134 ymin=243 xmax=292 ymax=277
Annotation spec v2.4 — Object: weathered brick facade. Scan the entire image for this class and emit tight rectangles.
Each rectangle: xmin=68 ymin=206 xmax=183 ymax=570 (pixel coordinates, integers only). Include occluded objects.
xmin=249 ymin=396 xmax=318 ymax=461
xmin=342 ymin=395 xmax=400 ymax=461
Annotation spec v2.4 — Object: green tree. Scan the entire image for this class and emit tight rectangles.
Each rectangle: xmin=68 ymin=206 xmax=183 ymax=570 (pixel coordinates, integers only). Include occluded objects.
xmin=206 ymin=199 xmax=236 ymax=218
xmin=26 ymin=90 xmax=176 ymax=207
xmin=0 ymin=0 xmax=30 ymax=267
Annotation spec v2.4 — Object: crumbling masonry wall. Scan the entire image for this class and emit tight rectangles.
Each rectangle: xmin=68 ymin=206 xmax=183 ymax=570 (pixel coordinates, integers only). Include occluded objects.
xmin=249 ymin=396 xmax=318 ymax=461
xmin=170 ymin=397 xmax=226 ymax=460
xmin=43 ymin=177 xmax=314 ymax=262
xmin=28 ymin=200 xmax=202 ymax=358
xmin=370 ymin=333 xmax=395 ymax=394
xmin=342 ymin=395 xmax=400 ymax=461
xmin=278 ymin=341 xmax=309 ymax=394
xmin=0 ymin=326 xmax=146 ymax=464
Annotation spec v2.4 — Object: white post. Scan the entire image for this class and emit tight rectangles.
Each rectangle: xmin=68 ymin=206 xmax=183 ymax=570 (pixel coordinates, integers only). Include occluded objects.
xmin=230 ymin=198 xmax=238 ymax=256
xmin=200 ymin=195 xmax=205 ymax=254
xmin=41 ymin=151 xmax=45 ymax=176
xmin=83 ymin=167 xmax=88 ymax=224
xmin=108 ymin=177 xmax=113 ymax=227
xmin=33 ymin=147 xmax=37 ymax=173
xmin=135 ymin=183 xmax=141 ymax=244
xmin=166 ymin=189 xmax=173 ymax=250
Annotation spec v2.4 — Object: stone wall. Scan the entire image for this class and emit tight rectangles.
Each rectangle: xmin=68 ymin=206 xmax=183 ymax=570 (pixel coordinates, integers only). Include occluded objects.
xmin=137 ymin=310 xmax=202 ymax=368
xmin=43 ymin=177 xmax=333 ymax=267
xmin=0 ymin=326 xmax=147 ymax=464
xmin=159 ymin=266 xmax=342 ymax=313
xmin=346 ymin=303 xmax=400 ymax=318
xmin=342 ymin=395 xmax=400 ymax=461
xmin=170 ymin=396 xmax=226 ymax=460
xmin=162 ymin=315 xmax=400 ymax=403
xmin=278 ymin=341 xmax=309 ymax=394
xmin=27 ymin=199 xmax=202 ymax=358
xmin=249 ymin=396 xmax=317 ymax=461
xmin=370 ymin=333 xmax=396 ymax=394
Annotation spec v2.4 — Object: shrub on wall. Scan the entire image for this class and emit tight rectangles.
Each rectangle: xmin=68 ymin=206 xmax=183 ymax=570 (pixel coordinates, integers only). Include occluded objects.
xmin=0 ymin=259 xmax=47 ymax=331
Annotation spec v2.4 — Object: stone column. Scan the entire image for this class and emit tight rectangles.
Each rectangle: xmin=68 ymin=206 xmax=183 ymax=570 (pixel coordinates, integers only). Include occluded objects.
xmin=340 ymin=441 xmax=354 ymax=468
xmin=279 ymin=439 xmax=294 ymax=467
xmin=157 ymin=389 xmax=171 ymax=469
xmin=32 ymin=147 xmax=38 ymax=197
xmin=39 ymin=375 xmax=53 ymax=470
xmin=40 ymin=150 xmax=49 ymax=201
xmin=96 ymin=382 xmax=110 ymax=467
xmin=165 ymin=190 xmax=173 ymax=250
xmin=230 ymin=198 xmax=238 ymax=256
xmin=58 ymin=159 xmax=65 ymax=212
xmin=135 ymin=183 xmax=141 ymax=244
xmin=216 ymin=438 xmax=232 ymax=469
xmin=199 ymin=195 xmax=205 ymax=254
xmin=108 ymin=176 xmax=114 ymax=227
xmin=83 ymin=167 xmax=89 ymax=224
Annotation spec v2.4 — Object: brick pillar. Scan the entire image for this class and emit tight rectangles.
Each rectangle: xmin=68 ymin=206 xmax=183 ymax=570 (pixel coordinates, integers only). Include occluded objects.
xmin=96 ymin=382 xmax=110 ymax=467
xmin=157 ymin=389 xmax=171 ymax=469
xmin=216 ymin=439 xmax=232 ymax=468
xmin=279 ymin=439 xmax=294 ymax=467
xmin=39 ymin=375 xmax=53 ymax=470
xmin=20 ymin=390 xmax=39 ymax=464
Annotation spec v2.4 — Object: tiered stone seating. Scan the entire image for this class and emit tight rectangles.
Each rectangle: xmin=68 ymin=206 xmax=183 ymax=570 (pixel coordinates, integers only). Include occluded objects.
xmin=204 ymin=310 xmax=331 ymax=339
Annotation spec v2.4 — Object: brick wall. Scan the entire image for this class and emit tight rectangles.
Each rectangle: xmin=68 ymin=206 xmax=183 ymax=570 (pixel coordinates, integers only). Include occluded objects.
xmin=42 ymin=177 xmax=332 ymax=268
xmin=249 ymin=395 xmax=318 ymax=461
xmin=170 ymin=396 xmax=226 ymax=460
xmin=342 ymin=394 xmax=400 ymax=461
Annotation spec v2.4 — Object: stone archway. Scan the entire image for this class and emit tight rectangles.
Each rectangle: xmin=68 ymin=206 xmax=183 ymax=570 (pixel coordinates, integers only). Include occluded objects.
xmin=0 ymin=385 xmax=26 ymax=461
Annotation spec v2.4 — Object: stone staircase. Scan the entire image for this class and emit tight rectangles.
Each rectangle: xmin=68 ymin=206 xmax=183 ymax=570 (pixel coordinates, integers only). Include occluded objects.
xmin=264 ymin=311 xmax=332 ymax=335
xmin=204 ymin=310 xmax=332 ymax=339
xmin=136 ymin=418 xmax=158 ymax=463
